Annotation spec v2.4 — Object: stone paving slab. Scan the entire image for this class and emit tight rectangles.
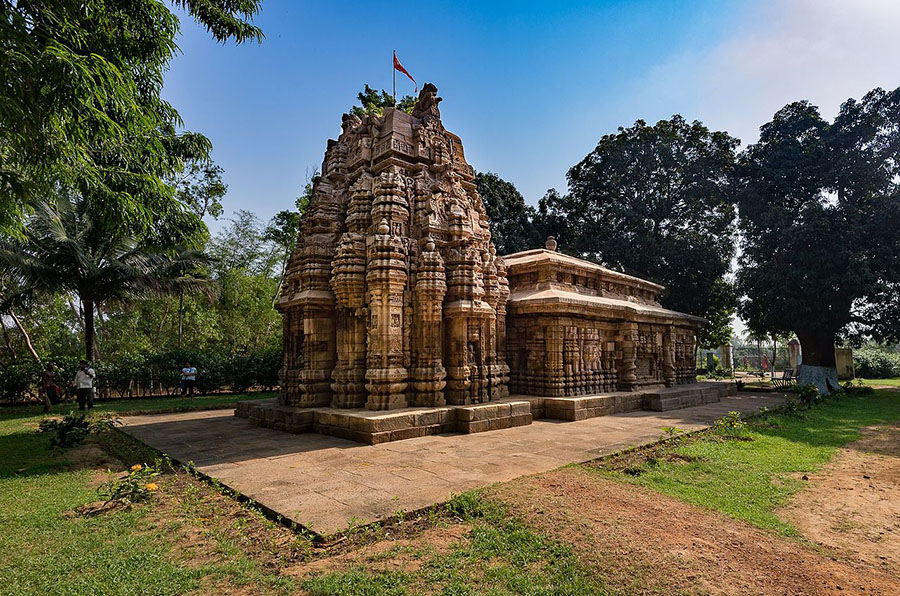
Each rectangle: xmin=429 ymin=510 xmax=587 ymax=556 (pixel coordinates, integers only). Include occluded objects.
xmin=120 ymin=391 xmax=785 ymax=536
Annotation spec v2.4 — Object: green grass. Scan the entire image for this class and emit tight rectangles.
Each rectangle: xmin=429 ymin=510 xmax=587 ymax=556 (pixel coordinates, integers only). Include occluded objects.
xmin=591 ymin=390 xmax=900 ymax=535
xmin=857 ymin=377 xmax=900 ymax=387
xmin=0 ymin=403 xmax=607 ymax=595
xmin=0 ymin=410 xmax=294 ymax=596
xmin=302 ymin=493 xmax=602 ymax=596
xmin=1 ymin=391 xmax=275 ymax=418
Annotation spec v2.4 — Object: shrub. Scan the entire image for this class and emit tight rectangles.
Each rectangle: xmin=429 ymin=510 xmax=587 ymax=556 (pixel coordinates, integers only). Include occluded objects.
xmin=853 ymin=346 xmax=900 ymax=378
xmin=38 ymin=412 xmax=120 ymax=449
xmin=711 ymin=411 xmax=749 ymax=439
xmin=98 ymin=463 xmax=161 ymax=505
xmin=793 ymin=383 xmax=821 ymax=406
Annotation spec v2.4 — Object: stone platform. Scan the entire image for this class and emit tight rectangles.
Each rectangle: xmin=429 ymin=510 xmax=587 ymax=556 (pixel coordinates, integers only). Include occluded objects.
xmin=236 ymin=382 xmax=735 ymax=444
xmin=121 ymin=389 xmax=784 ymax=536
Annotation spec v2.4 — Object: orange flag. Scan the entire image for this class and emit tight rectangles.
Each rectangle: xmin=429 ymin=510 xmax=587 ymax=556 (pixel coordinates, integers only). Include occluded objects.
xmin=393 ymin=51 xmax=417 ymax=92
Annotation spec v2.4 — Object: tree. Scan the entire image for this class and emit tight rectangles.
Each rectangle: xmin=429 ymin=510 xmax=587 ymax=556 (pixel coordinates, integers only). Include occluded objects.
xmin=475 ymin=172 xmax=541 ymax=254
xmin=0 ymin=196 xmax=213 ymax=361
xmin=537 ymin=116 xmax=739 ymax=347
xmin=735 ymin=87 xmax=900 ymax=392
xmin=0 ymin=0 xmax=262 ymax=237
xmin=173 ymin=159 xmax=228 ymax=220
xmin=351 ymin=84 xmax=415 ymax=117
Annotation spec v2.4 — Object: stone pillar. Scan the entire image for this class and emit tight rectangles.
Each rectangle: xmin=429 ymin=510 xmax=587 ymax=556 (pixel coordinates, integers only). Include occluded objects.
xmin=495 ymin=256 xmax=510 ymax=398
xmin=663 ymin=329 xmax=676 ymax=388
xmin=788 ymin=339 xmax=801 ymax=370
xmin=545 ymin=324 xmax=565 ymax=397
xmin=410 ymin=237 xmax=447 ymax=406
xmin=330 ymin=232 xmax=368 ymax=408
xmin=617 ymin=322 xmax=639 ymax=391
xmin=720 ymin=344 xmax=734 ymax=371
xmin=365 ymin=171 xmax=410 ymax=410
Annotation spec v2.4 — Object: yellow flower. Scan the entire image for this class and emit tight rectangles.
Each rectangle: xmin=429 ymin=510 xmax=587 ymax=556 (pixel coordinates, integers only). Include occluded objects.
xmin=131 ymin=464 xmax=142 ymax=472
xmin=145 ymin=483 xmax=159 ymax=492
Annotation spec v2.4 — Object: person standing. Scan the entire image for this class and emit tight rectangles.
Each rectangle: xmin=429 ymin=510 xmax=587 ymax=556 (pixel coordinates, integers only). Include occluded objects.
xmin=74 ymin=360 xmax=96 ymax=411
xmin=40 ymin=363 xmax=57 ymax=413
xmin=180 ymin=361 xmax=198 ymax=399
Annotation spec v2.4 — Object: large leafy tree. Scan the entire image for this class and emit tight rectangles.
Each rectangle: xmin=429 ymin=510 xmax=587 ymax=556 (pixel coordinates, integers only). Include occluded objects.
xmin=475 ymin=172 xmax=541 ymax=255
xmin=0 ymin=196 xmax=213 ymax=361
xmin=538 ymin=116 xmax=739 ymax=347
xmin=735 ymin=87 xmax=900 ymax=391
xmin=0 ymin=0 xmax=263 ymax=236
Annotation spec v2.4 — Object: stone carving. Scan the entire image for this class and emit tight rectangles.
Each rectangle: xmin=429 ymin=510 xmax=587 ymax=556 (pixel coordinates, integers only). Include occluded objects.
xmin=504 ymin=241 xmax=702 ymax=396
xmin=276 ymin=87 xmax=704 ymax=417
xmin=277 ymin=85 xmax=507 ymax=409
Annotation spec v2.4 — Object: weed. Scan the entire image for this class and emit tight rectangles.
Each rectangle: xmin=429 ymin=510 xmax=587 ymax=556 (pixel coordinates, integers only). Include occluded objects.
xmin=711 ymin=411 xmax=749 ymax=440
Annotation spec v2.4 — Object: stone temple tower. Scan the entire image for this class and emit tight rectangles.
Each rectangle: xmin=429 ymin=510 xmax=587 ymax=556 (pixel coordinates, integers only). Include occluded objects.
xmin=277 ymin=84 xmax=509 ymax=410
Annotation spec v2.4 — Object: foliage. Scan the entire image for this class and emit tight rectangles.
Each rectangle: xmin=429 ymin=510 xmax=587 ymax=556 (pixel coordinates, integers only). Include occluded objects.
xmin=98 ymin=463 xmax=161 ymax=505
xmin=38 ymin=412 xmax=119 ymax=449
xmin=537 ymin=115 xmax=738 ymax=347
xmin=735 ymin=87 xmax=900 ymax=367
xmin=793 ymin=383 xmax=821 ymax=406
xmin=0 ymin=0 xmax=262 ymax=237
xmin=475 ymin=172 xmax=542 ymax=254
xmin=350 ymin=84 xmax=415 ymax=117
xmin=173 ymin=159 xmax=228 ymax=219
xmin=0 ymin=195 xmax=214 ymax=360
xmin=710 ymin=411 xmax=749 ymax=440
xmin=842 ymin=379 xmax=875 ymax=395
xmin=853 ymin=346 xmax=900 ymax=378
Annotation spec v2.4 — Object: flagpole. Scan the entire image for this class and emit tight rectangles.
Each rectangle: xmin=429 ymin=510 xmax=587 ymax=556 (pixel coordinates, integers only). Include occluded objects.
xmin=392 ymin=50 xmax=396 ymax=104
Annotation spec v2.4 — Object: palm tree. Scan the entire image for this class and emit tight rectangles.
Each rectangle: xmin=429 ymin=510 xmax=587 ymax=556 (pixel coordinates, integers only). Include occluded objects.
xmin=0 ymin=196 xmax=214 ymax=361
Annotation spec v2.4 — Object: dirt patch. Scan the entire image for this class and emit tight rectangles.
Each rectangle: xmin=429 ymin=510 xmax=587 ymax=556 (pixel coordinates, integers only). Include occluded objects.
xmin=486 ymin=466 xmax=900 ymax=595
xmin=66 ymin=442 xmax=124 ymax=474
xmin=778 ymin=424 xmax=900 ymax=575
xmin=285 ymin=523 xmax=469 ymax=578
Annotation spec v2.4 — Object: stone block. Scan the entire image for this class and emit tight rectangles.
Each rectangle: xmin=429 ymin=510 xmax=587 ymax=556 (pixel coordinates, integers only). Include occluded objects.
xmin=509 ymin=413 xmax=532 ymax=427
xmin=508 ymin=401 xmax=531 ymax=416
xmin=489 ymin=417 xmax=512 ymax=431
xmin=391 ymin=426 xmax=426 ymax=441
xmin=459 ymin=419 xmax=491 ymax=434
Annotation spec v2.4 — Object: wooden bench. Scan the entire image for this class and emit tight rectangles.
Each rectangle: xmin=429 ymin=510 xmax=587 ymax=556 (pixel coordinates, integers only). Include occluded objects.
xmin=772 ymin=368 xmax=796 ymax=389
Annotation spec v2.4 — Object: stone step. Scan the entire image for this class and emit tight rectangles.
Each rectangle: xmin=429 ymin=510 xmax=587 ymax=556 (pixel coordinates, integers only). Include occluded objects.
xmin=236 ymin=382 xmax=736 ymax=445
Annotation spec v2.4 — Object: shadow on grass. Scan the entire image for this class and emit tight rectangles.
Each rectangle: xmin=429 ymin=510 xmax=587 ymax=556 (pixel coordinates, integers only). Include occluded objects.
xmin=752 ymin=391 xmax=900 ymax=450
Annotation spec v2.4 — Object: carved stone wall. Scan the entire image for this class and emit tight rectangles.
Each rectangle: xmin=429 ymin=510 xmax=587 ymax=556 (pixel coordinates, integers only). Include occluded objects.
xmin=504 ymin=240 xmax=702 ymax=396
xmin=277 ymin=85 xmax=507 ymax=410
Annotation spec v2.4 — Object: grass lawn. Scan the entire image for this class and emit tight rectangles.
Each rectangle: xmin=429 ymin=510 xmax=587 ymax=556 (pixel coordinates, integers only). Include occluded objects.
xmin=0 ymin=391 xmax=275 ymax=418
xmin=0 ymin=405 xmax=605 ymax=595
xmin=590 ymin=389 xmax=900 ymax=535
xmin=858 ymin=377 xmax=900 ymax=387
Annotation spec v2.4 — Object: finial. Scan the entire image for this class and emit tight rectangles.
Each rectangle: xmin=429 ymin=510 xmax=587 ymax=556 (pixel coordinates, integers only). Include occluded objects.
xmin=376 ymin=218 xmax=390 ymax=235
xmin=545 ymin=236 xmax=557 ymax=251
xmin=424 ymin=236 xmax=436 ymax=252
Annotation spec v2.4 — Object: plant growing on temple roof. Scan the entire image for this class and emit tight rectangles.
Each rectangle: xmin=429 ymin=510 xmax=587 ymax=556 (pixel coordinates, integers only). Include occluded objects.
xmin=536 ymin=115 xmax=739 ymax=348
xmin=351 ymin=84 xmax=415 ymax=116
xmin=735 ymin=86 xmax=900 ymax=393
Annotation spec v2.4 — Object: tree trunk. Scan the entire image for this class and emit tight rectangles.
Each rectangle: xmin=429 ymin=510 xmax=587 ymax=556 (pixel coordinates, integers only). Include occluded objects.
xmin=10 ymin=311 xmax=40 ymax=363
xmin=795 ymin=328 xmax=839 ymax=394
xmin=178 ymin=289 xmax=184 ymax=348
xmin=771 ymin=336 xmax=778 ymax=379
xmin=83 ymin=298 xmax=96 ymax=361
xmin=1 ymin=317 xmax=16 ymax=362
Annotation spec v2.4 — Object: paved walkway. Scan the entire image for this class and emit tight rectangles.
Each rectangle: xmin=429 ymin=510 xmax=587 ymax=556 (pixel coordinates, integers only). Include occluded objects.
xmin=121 ymin=391 xmax=784 ymax=536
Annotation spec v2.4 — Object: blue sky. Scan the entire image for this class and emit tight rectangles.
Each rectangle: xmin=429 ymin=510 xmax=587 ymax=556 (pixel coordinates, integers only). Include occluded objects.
xmin=163 ymin=0 xmax=900 ymax=230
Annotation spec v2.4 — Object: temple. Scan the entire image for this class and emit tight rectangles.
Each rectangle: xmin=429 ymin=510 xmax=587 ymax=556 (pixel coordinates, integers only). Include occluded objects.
xmin=238 ymin=85 xmax=720 ymax=443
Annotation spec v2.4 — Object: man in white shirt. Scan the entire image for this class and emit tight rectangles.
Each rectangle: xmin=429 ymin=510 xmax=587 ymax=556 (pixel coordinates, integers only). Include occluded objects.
xmin=181 ymin=361 xmax=198 ymax=399
xmin=74 ymin=360 xmax=96 ymax=411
